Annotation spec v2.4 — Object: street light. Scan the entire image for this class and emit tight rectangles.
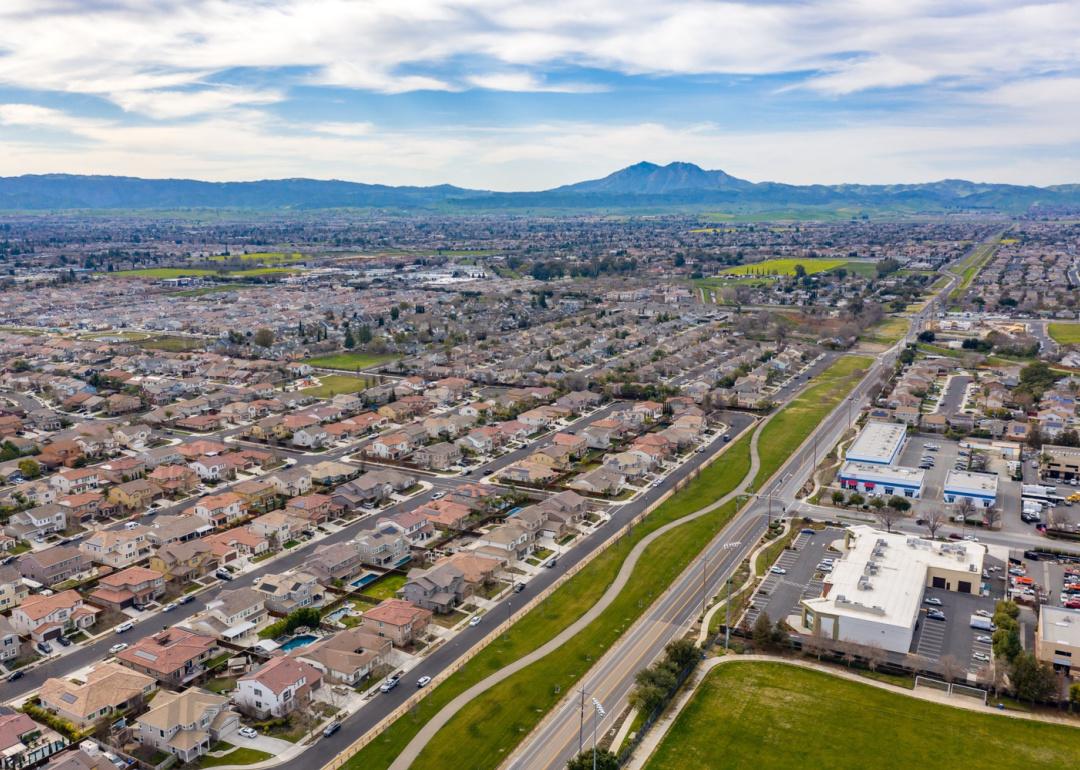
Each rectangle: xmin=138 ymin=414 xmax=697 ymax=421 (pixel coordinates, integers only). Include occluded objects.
xmin=591 ymin=698 xmax=606 ymax=770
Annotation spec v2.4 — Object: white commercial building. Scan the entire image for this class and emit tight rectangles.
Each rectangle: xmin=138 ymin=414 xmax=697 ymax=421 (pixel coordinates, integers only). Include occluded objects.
xmin=801 ymin=526 xmax=984 ymax=655
xmin=838 ymin=461 xmax=925 ymax=499
xmin=845 ymin=421 xmax=907 ymax=466
xmin=943 ymin=469 xmax=999 ymax=509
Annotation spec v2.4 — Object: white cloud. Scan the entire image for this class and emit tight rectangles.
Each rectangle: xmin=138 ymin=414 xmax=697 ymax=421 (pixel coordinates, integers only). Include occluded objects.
xmin=466 ymin=72 xmax=604 ymax=93
xmin=110 ymin=88 xmax=284 ymax=120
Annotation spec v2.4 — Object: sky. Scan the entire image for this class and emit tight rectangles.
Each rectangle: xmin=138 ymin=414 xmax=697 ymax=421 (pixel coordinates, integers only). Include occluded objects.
xmin=1 ymin=0 xmax=1079 ymax=190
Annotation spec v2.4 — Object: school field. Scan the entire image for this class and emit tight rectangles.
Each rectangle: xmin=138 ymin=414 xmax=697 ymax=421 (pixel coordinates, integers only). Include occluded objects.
xmin=645 ymin=662 xmax=1080 ymax=770
xmin=304 ymin=352 xmax=399 ymax=370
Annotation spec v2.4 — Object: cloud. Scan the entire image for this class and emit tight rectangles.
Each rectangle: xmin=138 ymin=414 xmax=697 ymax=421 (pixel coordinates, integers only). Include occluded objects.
xmin=110 ymin=87 xmax=285 ymax=120
xmin=466 ymin=72 xmax=604 ymax=93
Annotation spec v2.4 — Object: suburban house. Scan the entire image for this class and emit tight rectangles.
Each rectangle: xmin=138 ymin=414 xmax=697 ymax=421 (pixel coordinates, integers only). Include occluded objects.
xmin=568 ymin=466 xmax=625 ymax=496
xmin=375 ymin=510 xmax=434 ymax=545
xmin=253 ymin=570 xmax=324 ymax=614
xmin=193 ymin=492 xmax=247 ymax=529
xmin=10 ymin=590 xmax=100 ymax=642
xmin=135 ymin=689 xmax=239 ymax=765
xmin=354 ymin=528 xmax=410 ymax=568
xmin=268 ymin=468 xmax=312 ymax=497
xmin=184 ymin=587 xmax=268 ymax=643
xmin=144 ymin=514 xmax=212 ymax=546
xmin=88 ymin=565 xmax=166 ymax=611
xmin=116 ymin=628 xmax=220 ymax=686
xmin=412 ymin=441 xmax=462 ymax=470
xmin=39 ymin=662 xmax=157 ymax=728
xmin=149 ymin=539 xmax=217 ymax=583
xmin=247 ymin=511 xmax=307 ymax=544
xmin=203 ymin=529 xmax=268 ymax=561
xmin=0 ymin=616 xmax=21 ymax=663
xmin=5 ymin=504 xmax=68 ymax=542
xmin=473 ymin=522 xmax=533 ymax=562
xmin=0 ymin=712 xmax=68 ymax=770
xmin=399 ymin=563 xmax=466 ymax=614
xmin=0 ymin=565 xmax=28 ymax=613
xmin=107 ymin=479 xmax=164 ymax=511
xmin=79 ymin=528 xmax=152 ymax=568
xmin=236 ymin=656 xmax=323 ymax=718
xmin=307 ymin=542 xmax=364 ymax=584
xmin=284 ymin=493 xmax=340 ymax=524
xmin=362 ymin=598 xmax=432 ymax=647
xmin=17 ymin=545 xmax=88 ymax=586
xmin=295 ymin=627 xmax=391 ymax=685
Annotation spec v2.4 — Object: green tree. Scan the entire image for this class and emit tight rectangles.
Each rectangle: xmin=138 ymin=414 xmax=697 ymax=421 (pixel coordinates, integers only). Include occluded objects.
xmin=847 ymin=493 xmax=865 ymax=507
xmin=566 ymin=748 xmax=618 ymax=770
xmin=793 ymin=263 xmax=807 ymax=278
xmin=831 ymin=490 xmax=846 ymax=506
xmin=752 ymin=611 xmax=774 ymax=650
xmin=253 ymin=328 xmax=275 ymax=348
xmin=343 ymin=329 xmax=356 ymax=349
xmin=1069 ymin=682 xmax=1080 ymax=713
xmin=357 ymin=325 xmax=373 ymax=345
xmin=17 ymin=458 xmax=40 ymax=479
xmin=1010 ymin=652 xmax=1058 ymax=703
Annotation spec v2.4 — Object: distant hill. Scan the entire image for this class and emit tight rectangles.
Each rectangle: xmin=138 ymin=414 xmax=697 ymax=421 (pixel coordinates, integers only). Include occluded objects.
xmin=0 ymin=163 xmax=1076 ymax=214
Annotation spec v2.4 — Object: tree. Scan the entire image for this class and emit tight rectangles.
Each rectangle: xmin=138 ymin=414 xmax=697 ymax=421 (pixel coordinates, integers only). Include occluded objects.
xmin=343 ymin=329 xmax=355 ymax=349
xmin=955 ymin=497 xmax=975 ymax=525
xmin=861 ymin=642 xmax=887 ymax=673
xmin=923 ymin=510 xmax=946 ymax=540
xmin=1069 ymin=682 xmax=1080 ymax=713
xmin=793 ymin=263 xmax=807 ymax=279
xmin=831 ymin=490 xmax=846 ymax=506
xmin=752 ymin=611 xmax=774 ymax=650
xmin=664 ymin=638 xmax=699 ymax=671
xmin=566 ymin=749 xmax=618 ymax=770
xmin=1010 ymin=652 xmax=1058 ymax=703
xmin=847 ymin=492 xmax=865 ymax=507
xmin=938 ymin=654 xmax=964 ymax=684
xmin=17 ymin=458 xmax=40 ymax=479
xmin=357 ymin=325 xmax=373 ymax=345
xmin=983 ymin=506 xmax=1001 ymax=530
xmin=873 ymin=504 xmax=905 ymax=533
xmin=253 ymin=328 xmax=275 ymax=348
xmin=887 ymin=495 xmax=911 ymax=513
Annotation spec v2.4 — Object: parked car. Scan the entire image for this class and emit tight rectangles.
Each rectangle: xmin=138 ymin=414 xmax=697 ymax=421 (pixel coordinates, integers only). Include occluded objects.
xmin=469 ymin=615 xmax=482 ymax=627
xmin=972 ymin=652 xmax=991 ymax=663
xmin=769 ymin=566 xmax=787 ymax=575
xmin=215 ymin=568 xmax=233 ymax=581
xmin=923 ymin=597 xmax=943 ymax=606
xmin=926 ymin=609 xmax=946 ymax=621
xmin=108 ymin=642 xmax=128 ymax=655
xmin=417 ymin=675 xmax=432 ymax=688
xmin=178 ymin=594 xmax=195 ymax=605
xmin=6 ymin=670 xmax=23 ymax=683
xmin=322 ymin=722 xmax=341 ymax=738
xmin=546 ymin=558 xmax=558 ymax=569
xmin=56 ymin=635 xmax=72 ymax=647
xmin=513 ymin=583 xmax=525 ymax=593
xmin=161 ymin=602 xmax=178 ymax=612
xmin=238 ymin=727 xmax=259 ymax=739
xmin=36 ymin=641 xmax=53 ymax=655
xmin=115 ymin=621 xmax=134 ymax=633
xmin=379 ymin=675 xmax=400 ymax=693
xmin=431 ymin=491 xmax=444 ymax=500
xmin=975 ymin=634 xmax=992 ymax=644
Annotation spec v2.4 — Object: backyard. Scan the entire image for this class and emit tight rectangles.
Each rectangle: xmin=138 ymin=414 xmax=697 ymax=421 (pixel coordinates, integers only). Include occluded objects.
xmin=645 ymin=662 xmax=1080 ymax=770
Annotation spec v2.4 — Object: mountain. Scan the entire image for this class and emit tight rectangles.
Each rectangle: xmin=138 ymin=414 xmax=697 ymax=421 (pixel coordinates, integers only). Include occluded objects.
xmin=0 ymin=163 xmax=1077 ymax=213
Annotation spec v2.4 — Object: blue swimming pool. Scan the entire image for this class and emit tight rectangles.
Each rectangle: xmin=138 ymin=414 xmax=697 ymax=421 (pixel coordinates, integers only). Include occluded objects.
xmin=324 ymin=607 xmax=350 ymax=623
xmin=350 ymin=572 xmax=379 ymax=589
xmin=278 ymin=634 xmax=317 ymax=651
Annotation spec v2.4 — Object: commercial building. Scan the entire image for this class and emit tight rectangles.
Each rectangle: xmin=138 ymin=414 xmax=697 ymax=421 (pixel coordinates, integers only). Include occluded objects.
xmin=1036 ymin=605 xmax=1080 ymax=677
xmin=837 ymin=461 xmax=926 ymax=499
xmin=844 ymin=421 xmax=907 ymax=466
xmin=801 ymin=526 xmax=984 ymax=655
xmin=1041 ymin=445 xmax=1080 ymax=482
xmin=943 ymin=469 xmax=999 ymax=509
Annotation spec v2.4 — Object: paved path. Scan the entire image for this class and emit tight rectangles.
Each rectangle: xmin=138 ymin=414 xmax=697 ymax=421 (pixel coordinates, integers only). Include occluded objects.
xmin=386 ymin=420 xmax=766 ymax=770
xmin=628 ymin=654 xmax=1080 ymax=769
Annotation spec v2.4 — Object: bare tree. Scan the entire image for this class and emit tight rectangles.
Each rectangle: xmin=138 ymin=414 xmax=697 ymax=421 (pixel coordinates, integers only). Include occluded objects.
xmin=955 ymin=497 xmax=975 ymax=526
xmin=923 ymin=510 xmax=947 ymax=540
xmin=983 ymin=506 xmax=1001 ymax=530
xmin=938 ymin=654 xmax=964 ymax=684
xmin=861 ymin=642 xmax=887 ymax=673
xmin=873 ymin=505 xmax=905 ymax=533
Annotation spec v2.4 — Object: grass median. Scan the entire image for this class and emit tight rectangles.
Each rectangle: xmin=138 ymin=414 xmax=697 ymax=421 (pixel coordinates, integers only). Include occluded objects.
xmin=645 ymin=662 xmax=1080 ymax=770
xmin=753 ymin=354 xmax=872 ymax=490
xmin=344 ymin=434 xmax=753 ymax=770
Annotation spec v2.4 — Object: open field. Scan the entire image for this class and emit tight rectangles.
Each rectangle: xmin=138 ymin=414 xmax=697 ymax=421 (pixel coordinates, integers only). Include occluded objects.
xmin=1048 ymin=322 xmax=1080 ymax=345
xmin=753 ymin=355 xmax=871 ymax=489
xmin=136 ymin=335 xmax=207 ymax=352
xmin=645 ymin=662 xmax=1080 ymax=770
xmin=345 ymin=434 xmax=753 ymax=770
xmin=80 ymin=330 xmax=152 ymax=341
xmin=700 ymin=208 xmax=871 ymax=223
xmin=720 ymin=258 xmax=853 ymax=277
xmin=948 ymin=234 xmax=1002 ymax=304
xmin=861 ymin=316 xmax=909 ymax=345
xmin=113 ymin=266 xmax=300 ymax=279
xmin=207 ymin=251 xmax=304 ymax=263
xmin=304 ymin=352 xmax=399 ymax=370
xmin=300 ymin=375 xmax=371 ymax=398
xmin=0 ymin=326 xmax=46 ymax=335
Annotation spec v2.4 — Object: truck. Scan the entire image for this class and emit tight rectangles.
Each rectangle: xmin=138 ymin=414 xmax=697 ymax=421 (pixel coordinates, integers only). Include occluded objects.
xmin=970 ymin=614 xmax=995 ymax=631
xmin=1022 ymin=483 xmax=1057 ymax=498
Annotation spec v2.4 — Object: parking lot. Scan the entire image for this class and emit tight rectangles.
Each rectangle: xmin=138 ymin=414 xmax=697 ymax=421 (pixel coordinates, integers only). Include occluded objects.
xmin=897 ymin=434 xmax=960 ymax=503
xmin=743 ymin=526 xmax=845 ymax=629
xmin=911 ymin=576 xmax=1003 ymax=677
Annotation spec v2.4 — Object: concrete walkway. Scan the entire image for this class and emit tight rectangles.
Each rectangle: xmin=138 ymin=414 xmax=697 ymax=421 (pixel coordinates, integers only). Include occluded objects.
xmin=627 ymin=654 xmax=1080 ymax=770
xmin=386 ymin=420 xmax=768 ymax=770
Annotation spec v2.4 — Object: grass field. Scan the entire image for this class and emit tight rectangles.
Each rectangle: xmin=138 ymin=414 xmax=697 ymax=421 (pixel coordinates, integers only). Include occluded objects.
xmin=300 ymin=375 xmax=371 ymax=398
xmin=949 ymin=234 xmax=1002 ymax=304
xmin=304 ymin=352 xmax=399 ymax=370
xmin=208 ymin=251 xmax=304 ymax=264
xmin=80 ymin=330 xmax=151 ymax=340
xmin=362 ymin=573 xmax=407 ymax=600
xmin=1048 ymin=322 xmax=1080 ymax=345
xmin=720 ymin=258 xmax=851 ymax=277
xmin=645 ymin=662 xmax=1080 ymax=770
xmin=346 ymin=434 xmax=754 ymax=770
xmin=136 ymin=335 xmax=206 ymax=352
xmin=753 ymin=355 xmax=871 ymax=489
xmin=861 ymin=316 xmax=909 ymax=345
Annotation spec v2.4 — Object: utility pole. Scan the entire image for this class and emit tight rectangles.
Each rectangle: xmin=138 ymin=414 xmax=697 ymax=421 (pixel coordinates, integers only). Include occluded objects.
xmin=578 ymin=687 xmax=586 ymax=753
xmin=700 ymin=556 xmax=708 ymax=619
xmin=723 ymin=577 xmax=733 ymax=650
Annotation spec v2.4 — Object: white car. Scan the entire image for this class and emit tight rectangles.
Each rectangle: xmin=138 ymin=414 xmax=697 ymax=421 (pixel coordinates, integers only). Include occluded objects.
xmin=416 ymin=675 xmax=432 ymax=688
xmin=238 ymin=727 xmax=259 ymax=739
xmin=769 ymin=566 xmax=787 ymax=575
xmin=975 ymin=609 xmax=992 ymax=618
xmin=972 ymin=652 xmax=991 ymax=663
xmin=109 ymin=642 xmax=128 ymax=655
xmin=161 ymin=602 xmax=178 ymax=612
xmin=975 ymin=635 xmax=992 ymax=644
xmin=115 ymin=621 xmax=134 ymax=633
xmin=431 ymin=491 xmax=444 ymax=500
xmin=469 ymin=615 xmax=482 ymax=627
xmin=923 ymin=597 xmax=943 ymax=606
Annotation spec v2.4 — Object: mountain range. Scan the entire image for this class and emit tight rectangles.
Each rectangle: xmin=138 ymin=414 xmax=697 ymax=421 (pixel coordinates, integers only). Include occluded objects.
xmin=0 ymin=162 xmax=1077 ymax=214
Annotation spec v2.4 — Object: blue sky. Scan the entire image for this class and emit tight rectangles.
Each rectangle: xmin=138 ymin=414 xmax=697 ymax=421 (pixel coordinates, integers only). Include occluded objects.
xmin=1 ymin=0 xmax=1079 ymax=189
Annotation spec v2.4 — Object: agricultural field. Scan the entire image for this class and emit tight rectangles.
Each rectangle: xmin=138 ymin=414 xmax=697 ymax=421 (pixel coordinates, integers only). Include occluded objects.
xmin=948 ymin=234 xmax=1003 ymax=304
xmin=207 ymin=251 xmax=304 ymax=264
xmin=1048 ymin=322 xmax=1080 ymax=345
xmin=645 ymin=662 xmax=1080 ymax=770
xmin=304 ymin=352 xmax=399 ymax=370
xmin=720 ymin=258 xmax=852 ymax=277
xmin=300 ymin=375 xmax=371 ymax=398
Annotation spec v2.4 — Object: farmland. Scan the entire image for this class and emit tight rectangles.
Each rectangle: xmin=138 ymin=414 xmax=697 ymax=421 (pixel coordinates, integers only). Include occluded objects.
xmin=645 ymin=662 xmax=1080 ymax=770
xmin=720 ymin=258 xmax=856 ymax=277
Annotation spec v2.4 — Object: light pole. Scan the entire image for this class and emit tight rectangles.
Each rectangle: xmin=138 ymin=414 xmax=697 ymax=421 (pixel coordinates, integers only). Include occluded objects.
xmin=577 ymin=687 xmax=587 ymax=753
xmin=723 ymin=576 xmax=734 ymax=650
xmin=591 ymin=697 xmax=606 ymax=770
xmin=700 ymin=555 xmax=708 ymax=620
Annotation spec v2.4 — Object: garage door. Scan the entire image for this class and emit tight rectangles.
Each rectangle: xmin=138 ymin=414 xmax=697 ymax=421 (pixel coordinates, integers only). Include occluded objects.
xmin=932 ymin=576 xmax=947 ymax=589
xmin=958 ymin=580 xmax=972 ymax=594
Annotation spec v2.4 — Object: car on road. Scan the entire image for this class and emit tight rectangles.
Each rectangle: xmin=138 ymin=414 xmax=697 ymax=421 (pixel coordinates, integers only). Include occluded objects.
xmin=513 ymin=583 xmax=525 ymax=593
xmin=546 ymin=558 xmax=558 ymax=569
xmin=723 ymin=434 xmax=731 ymax=442
xmin=962 ymin=535 xmax=979 ymax=542
xmin=239 ymin=727 xmax=259 ymax=739
xmin=178 ymin=594 xmax=195 ymax=605
xmin=431 ymin=491 xmax=444 ymax=500
xmin=215 ymin=568 xmax=233 ymax=581
xmin=115 ymin=621 xmax=134 ymax=633
xmin=323 ymin=722 xmax=341 ymax=738
xmin=416 ymin=675 xmax=432 ymax=688
xmin=926 ymin=609 xmax=946 ymax=621
xmin=469 ymin=615 xmax=482 ymax=627
xmin=975 ymin=635 xmax=992 ymax=644
xmin=923 ymin=597 xmax=943 ymax=606
xmin=379 ymin=675 xmax=400 ymax=693
xmin=6 ymin=670 xmax=23 ymax=683
xmin=972 ymin=652 xmax=991 ymax=663
xmin=161 ymin=602 xmax=178 ymax=612
xmin=109 ymin=642 xmax=128 ymax=655
xmin=769 ymin=566 xmax=787 ymax=575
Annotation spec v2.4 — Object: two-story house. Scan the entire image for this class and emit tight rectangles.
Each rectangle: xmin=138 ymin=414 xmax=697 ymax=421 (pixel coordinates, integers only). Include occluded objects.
xmin=39 ymin=662 xmax=157 ymax=728
xmin=116 ymin=628 xmax=219 ymax=686
xmin=253 ymin=570 xmax=324 ymax=614
xmin=10 ymin=590 xmax=100 ymax=642
xmin=79 ymin=528 xmax=152 ymax=568
xmin=295 ymin=628 xmax=390 ymax=685
xmin=88 ymin=565 xmax=166 ymax=611
xmin=235 ymin=656 xmax=322 ymax=719
xmin=193 ymin=492 xmax=247 ymax=529
xmin=17 ymin=545 xmax=88 ymax=586
xmin=135 ymin=689 xmax=238 ymax=764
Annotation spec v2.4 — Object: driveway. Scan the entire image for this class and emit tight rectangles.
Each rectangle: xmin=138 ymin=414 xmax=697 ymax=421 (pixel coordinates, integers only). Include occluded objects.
xmin=219 ymin=725 xmax=296 ymax=755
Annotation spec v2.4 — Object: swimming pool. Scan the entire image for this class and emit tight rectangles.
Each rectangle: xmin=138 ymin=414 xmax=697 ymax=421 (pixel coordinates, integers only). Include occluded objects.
xmin=350 ymin=572 xmax=379 ymax=589
xmin=324 ymin=607 xmax=350 ymax=623
xmin=278 ymin=634 xmax=317 ymax=651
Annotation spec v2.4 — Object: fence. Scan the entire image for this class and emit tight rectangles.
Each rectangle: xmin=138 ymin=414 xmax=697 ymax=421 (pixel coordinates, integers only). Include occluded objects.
xmin=614 ymin=658 xmax=700 ymax=766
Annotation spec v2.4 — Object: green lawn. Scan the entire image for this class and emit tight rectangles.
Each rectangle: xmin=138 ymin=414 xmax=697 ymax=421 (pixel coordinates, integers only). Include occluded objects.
xmin=198 ymin=748 xmax=273 ymax=768
xmin=136 ymin=335 xmax=206 ymax=352
xmin=861 ymin=316 xmax=909 ymax=345
xmin=949 ymin=234 xmax=1003 ymax=304
xmin=301 ymin=375 xmax=371 ymax=398
xmin=304 ymin=352 xmax=399 ymax=370
xmin=720 ymin=258 xmax=850 ymax=277
xmin=753 ymin=355 xmax=872 ymax=489
xmin=208 ymin=251 xmax=304 ymax=264
xmin=362 ymin=573 xmax=407 ymax=600
xmin=645 ymin=662 xmax=1080 ymax=770
xmin=114 ymin=267 xmax=219 ymax=278
xmin=345 ymin=434 xmax=754 ymax=770
xmin=1048 ymin=322 xmax=1080 ymax=345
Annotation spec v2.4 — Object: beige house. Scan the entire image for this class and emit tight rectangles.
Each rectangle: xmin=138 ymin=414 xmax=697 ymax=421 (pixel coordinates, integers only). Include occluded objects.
xmin=39 ymin=662 xmax=157 ymax=728
xmin=136 ymin=689 xmax=239 ymax=764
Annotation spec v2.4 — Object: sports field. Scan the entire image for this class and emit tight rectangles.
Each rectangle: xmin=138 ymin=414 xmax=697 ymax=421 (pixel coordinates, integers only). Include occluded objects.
xmin=645 ymin=662 xmax=1080 ymax=770
xmin=721 ymin=258 xmax=850 ymax=277
xmin=304 ymin=352 xmax=398 ymax=370
xmin=207 ymin=251 xmax=304 ymax=263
